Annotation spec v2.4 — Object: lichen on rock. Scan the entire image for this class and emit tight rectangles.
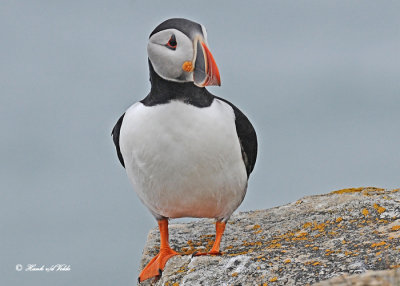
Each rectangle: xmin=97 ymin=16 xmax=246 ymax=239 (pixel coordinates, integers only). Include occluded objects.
xmin=138 ymin=188 xmax=400 ymax=285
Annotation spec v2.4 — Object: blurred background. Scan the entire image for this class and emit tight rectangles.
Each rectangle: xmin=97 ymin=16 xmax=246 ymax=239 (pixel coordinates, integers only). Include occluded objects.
xmin=1 ymin=1 xmax=399 ymax=285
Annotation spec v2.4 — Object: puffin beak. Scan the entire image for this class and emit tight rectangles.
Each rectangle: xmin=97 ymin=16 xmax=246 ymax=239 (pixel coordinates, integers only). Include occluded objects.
xmin=193 ymin=40 xmax=221 ymax=87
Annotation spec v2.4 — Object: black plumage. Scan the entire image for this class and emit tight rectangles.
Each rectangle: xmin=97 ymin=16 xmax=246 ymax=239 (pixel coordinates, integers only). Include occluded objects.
xmin=111 ymin=113 xmax=125 ymax=168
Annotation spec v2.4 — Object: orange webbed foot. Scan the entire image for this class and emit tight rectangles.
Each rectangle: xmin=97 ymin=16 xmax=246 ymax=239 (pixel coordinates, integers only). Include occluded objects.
xmin=193 ymin=221 xmax=226 ymax=257
xmin=138 ymin=247 xmax=179 ymax=282
xmin=138 ymin=219 xmax=179 ymax=283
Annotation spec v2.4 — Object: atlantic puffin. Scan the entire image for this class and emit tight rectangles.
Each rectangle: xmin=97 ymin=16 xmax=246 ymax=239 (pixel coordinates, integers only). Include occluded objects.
xmin=112 ymin=18 xmax=257 ymax=282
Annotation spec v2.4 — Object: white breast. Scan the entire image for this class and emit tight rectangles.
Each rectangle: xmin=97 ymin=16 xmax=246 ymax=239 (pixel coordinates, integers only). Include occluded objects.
xmin=119 ymin=99 xmax=247 ymax=221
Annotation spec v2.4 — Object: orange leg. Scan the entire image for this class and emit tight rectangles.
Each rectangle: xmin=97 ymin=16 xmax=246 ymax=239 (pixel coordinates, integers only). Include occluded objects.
xmin=195 ymin=221 xmax=226 ymax=256
xmin=138 ymin=219 xmax=179 ymax=283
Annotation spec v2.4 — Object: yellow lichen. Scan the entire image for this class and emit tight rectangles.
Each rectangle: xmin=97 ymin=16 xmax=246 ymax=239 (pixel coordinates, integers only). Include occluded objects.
xmin=331 ymin=187 xmax=364 ymax=194
xmin=228 ymin=250 xmax=250 ymax=256
xmin=265 ymin=243 xmax=281 ymax=249
xmin=336 ymin=217 xmax=343 ymax=223
xmin=390 ymin=265 xmax=400 ymax=269
xmin=295 ymin=230 xmax=308 ymax=237
xmin=269 ymin=277 xmax=278 ymax=282
xmin=362 ymin=208 xmax=369 ymax=217
xmin=362 ymin=187 xmax=385 ymax=195
xmin=331 ymin=187 xmax=385 ymax=195
xmin=325 ymin=250 xmax=333 ymax=256
xmin=253 ymin=224 xmax=261 ymax=230
xmin=284 ymin=259 xmax=291 ymax=264
xmin=391 ymin=225 xmax=400 ymax=231
xmin=371 ymin=241 xmax=386 ymax=248
xmin=373 ymin=203 xmax=386 ymax=214
xmin=313 ymin=261 xmax=320 ymax=266
xmin=231 ymin=272 xmax=238 ymax=277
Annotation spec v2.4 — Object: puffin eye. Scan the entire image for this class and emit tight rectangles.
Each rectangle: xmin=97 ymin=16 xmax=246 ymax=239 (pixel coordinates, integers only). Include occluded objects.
xmin=166 ymin=35 xmax=177 ymax=50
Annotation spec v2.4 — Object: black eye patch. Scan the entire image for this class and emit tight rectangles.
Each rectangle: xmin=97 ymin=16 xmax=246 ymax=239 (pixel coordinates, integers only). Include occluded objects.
xmin=166 ymin=35 xmax=177 ymax=50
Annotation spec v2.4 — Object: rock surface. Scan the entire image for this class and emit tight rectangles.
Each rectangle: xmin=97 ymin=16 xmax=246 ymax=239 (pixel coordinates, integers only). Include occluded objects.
xmin=138 ymin=188 xmax=400 ymax=285
xmin=313 ymin=268 xmax=400 ymax=286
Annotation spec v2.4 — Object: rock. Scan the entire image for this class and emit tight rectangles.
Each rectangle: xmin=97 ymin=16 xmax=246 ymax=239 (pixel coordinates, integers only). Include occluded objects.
xmin=138 ymin=187 xmax=400 ymax=285
xmin=313 ymin=268 xmax=400 ymax=286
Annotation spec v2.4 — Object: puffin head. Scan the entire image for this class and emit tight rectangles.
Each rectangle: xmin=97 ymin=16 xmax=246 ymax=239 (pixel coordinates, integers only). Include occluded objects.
xmin=147 ymin=18 xmax=221 ymax=87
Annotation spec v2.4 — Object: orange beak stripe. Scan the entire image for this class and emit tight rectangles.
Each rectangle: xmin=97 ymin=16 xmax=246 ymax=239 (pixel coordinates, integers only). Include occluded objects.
xmin=201 ymin=42 xmax=221 ymax=86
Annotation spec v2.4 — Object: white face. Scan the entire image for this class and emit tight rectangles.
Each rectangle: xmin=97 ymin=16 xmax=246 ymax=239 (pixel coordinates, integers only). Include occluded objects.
xmin=147 ymin=29 xmax=194 ymax=82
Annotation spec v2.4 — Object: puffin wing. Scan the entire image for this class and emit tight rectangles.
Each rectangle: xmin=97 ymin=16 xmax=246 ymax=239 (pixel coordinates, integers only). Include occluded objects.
xmin=216 ymin=96 xmax=258 ymax=177
xmin=111 ymin=113 xmax=126 ymax=168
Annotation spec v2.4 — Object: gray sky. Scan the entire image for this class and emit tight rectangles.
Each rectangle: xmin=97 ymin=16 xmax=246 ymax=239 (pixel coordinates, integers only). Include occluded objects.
xmin=1 ymin=1 xmax=399 ymax=285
